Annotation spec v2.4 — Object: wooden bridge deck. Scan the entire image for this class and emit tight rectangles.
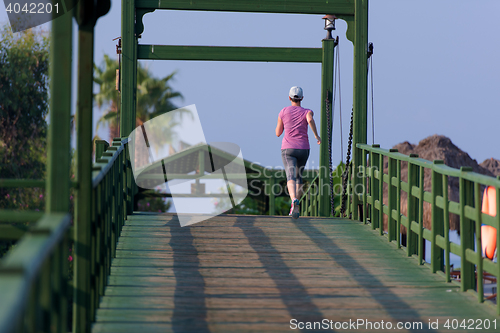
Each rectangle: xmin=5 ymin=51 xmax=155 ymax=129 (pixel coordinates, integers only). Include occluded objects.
xmin=92 ymin=213 xmax=497 ymax=332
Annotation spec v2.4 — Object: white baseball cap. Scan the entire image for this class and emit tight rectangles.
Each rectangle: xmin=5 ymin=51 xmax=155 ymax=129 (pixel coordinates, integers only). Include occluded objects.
xmin=289 ymin=86 xmax=303 ymax=99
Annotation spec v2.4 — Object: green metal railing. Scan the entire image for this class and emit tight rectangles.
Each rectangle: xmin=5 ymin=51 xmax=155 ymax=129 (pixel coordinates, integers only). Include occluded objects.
xmin=356 ymin=143 xmax=500 ymax=314
xmin=299 ymin=166 xmax=349 ymax=218
xmin=73 ymin=138 xmax=132 ymax=331
xmin=0 ymin=179 xmax=75 ymax=241
xmin=300 ymin=174 xmax=321 ymax=217
xmin=0 ymin=138 xmax=132 ymax=332
xmin=0 ymin=213 xmax=71 ymax=333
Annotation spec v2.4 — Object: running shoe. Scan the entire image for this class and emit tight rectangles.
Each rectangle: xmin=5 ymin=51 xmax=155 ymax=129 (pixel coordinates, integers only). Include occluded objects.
xmin=290 ymin=198 xmax=300 ymax=219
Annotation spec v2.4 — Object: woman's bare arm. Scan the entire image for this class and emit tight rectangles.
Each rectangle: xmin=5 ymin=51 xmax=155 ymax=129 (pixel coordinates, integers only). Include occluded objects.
xmin=306 ymin=111 xmax=321 ymax=145
xmin=276 ymin=117 xmax=284 ymax=137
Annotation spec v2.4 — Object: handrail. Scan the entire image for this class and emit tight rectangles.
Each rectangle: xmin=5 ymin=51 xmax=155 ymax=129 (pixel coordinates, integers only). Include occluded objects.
xmin=299 ymin=173 xmax=321 ymax=217
xmin=73 ymin=137 xmax=133 ymax=327
xmin=0 ymin=180 xmax=78 ymax=189
xmin=356 ymin=143 xmax=500 ymax=315
xmin=0 ymin=137 xmax=134 ymax=333
xmin=92 ymin=138 xmax=129 ymax=188
xmin=0 ymin=213 xmax=71 ymax=333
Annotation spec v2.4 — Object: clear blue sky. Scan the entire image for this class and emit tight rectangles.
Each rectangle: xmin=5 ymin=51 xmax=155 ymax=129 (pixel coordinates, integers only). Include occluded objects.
xmin=2 ymin=0 xmax=499 ymax=170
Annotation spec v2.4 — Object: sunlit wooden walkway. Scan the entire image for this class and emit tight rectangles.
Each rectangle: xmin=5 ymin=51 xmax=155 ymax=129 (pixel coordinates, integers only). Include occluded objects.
xmin=92 ymin=213 xmax=497 ymax=332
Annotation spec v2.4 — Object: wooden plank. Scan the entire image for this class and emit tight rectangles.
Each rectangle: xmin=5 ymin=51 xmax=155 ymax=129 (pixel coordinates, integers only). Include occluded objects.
xmin=92 ymin=213 xmax=498 ymax=333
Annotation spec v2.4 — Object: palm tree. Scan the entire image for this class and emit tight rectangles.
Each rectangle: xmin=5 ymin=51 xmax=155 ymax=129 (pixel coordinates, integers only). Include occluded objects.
xmin=94 ymin=55 xmax=189 ymax=213
xmin=94 ymin=54 xmax=187 ymax=143
xmin=94 ymin=54 xmax=121 ymax=141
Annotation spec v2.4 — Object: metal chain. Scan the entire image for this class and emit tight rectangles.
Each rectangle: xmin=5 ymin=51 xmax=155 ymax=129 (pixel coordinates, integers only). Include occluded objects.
xmin=341 ymin=107 xmax=354 ymax=217
xmin=325 ymin=90 xmax=334 ymax=216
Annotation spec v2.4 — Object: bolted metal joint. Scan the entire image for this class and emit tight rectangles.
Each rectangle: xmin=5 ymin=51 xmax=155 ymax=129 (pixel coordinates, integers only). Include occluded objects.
xmin=367 ymin=42 xmax=374 ymax=59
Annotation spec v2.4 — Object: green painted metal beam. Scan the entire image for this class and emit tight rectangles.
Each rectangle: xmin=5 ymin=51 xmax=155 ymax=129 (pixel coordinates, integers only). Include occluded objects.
xmin=137 ymin=45 xmax=322 ymax=63
xmin=74 ymin=15 xmax=95 ymax=333
xmin=135 ymin=0 xmax=355 ymax=15
xmin=0 ymin=225 xmax=28 ymax=240
xmin=318 ymin=39 xmax=335 ymax=217
xmin=121 ymin=0 xmax=136 ymax=137
xmin=135 ymin=173 xmax=317 ymax=180
xmin=0 ymin=179 xmax=45 ymax=188
xmin=46 ymin=10 xmax=72 ymax=213
xmin=431 ymin=161 xmax=445 ymax=273
xmin=0 ymin=179 xmax=78 ymax=188
xmin=0 ymin=210 xmax=44 ymax=223
xmin=351 ymin=0 xmax=369 ymax=220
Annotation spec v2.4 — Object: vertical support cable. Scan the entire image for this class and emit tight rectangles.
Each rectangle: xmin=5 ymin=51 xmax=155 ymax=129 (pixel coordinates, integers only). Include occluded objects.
xmin=341 ymin=110 xmax=354 ymax=217
xmin=325 ymin=91 xmax=334 ymax=216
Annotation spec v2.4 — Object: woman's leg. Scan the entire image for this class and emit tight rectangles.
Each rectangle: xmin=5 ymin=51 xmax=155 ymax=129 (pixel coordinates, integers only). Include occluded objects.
xmin=281 ymin=149 xmax=298 ymax=200
xmin=295 ymin=182 xmax=303 ymax=200
xmin=287 ymin=180 xmax=297 ymax=201
xmin=295 ymin=149 xmax=310 ymax=201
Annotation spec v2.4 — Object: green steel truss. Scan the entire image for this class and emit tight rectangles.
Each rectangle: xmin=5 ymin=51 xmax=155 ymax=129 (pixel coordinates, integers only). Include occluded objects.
xmin=135 ymin=0 xmax=356 ymax=15
xmin=2 ymin=1 xmax=500 ymax=332
xmin=121 ymin=0 xmax=369 ymax=218
xmin=0 ymin=1 xmax=369 ymax=332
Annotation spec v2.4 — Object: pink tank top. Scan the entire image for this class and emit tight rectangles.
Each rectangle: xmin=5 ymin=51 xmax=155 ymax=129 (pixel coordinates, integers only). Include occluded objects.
xmin=279 ymin=106 xmax=312 ymax=149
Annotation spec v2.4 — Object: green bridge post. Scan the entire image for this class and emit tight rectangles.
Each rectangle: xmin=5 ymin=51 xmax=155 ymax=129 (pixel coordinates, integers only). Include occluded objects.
xmin=318 ymin=38 xmax=335 ymax=217
xmin=351 ymin=0 xmax=368 ymax=220
xmin=46 ymin=8 xmax=72 ymax=214
xmin=46 ymin=8 xmax=73 ymax=333
xmin=74 ymin=14 xmax=95 ymax=333
xmin=459 ymin=167 xmax=476 ymax=292
xmin=406 ymin=155 xmax=420 ymax=257
xmin=121 ymin=0 xmax=136 ymax=137
xmin=431 ymin=160 xmax=445 ymax=273
xmin=73 ymin=0 xmax=113 ymax=329
xmin=121 ymin=0 xmax=137 ymax=216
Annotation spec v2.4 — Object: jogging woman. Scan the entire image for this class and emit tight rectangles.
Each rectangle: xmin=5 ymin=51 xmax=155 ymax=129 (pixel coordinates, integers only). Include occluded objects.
xmin=276 ymin=86 xmax=321 ymax=219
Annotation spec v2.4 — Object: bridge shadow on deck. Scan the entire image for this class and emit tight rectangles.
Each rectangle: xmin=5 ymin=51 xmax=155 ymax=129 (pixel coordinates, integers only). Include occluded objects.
xmin=168 ymin=219 xmax=210 ymax=333
xmin=233 ymin=216 xmax=334 ymax=333
xmin=292 ymin=218 xmax=430 ymax=332
xmin=93 ymin=213 xmax=498 ymax=333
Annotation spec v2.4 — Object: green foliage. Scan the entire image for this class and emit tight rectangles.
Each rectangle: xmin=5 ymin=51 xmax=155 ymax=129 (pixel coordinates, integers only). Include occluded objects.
xmin=0 ymin=25 xmax=49 ymax=211
xmin=137 ymin=194 xmax=172 ymax=213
